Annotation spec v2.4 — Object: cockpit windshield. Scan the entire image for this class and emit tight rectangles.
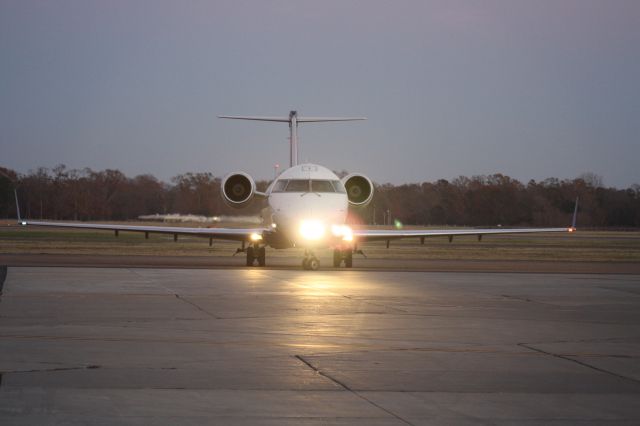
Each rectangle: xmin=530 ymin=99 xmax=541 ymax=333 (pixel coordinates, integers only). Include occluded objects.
xmin=271 ymin=179 xmax=347 ymax=193
xmin=285 ymin=180 xmax=309 ymax=192
xmin=331 ymin=180 xmax=347 ymax=193
xmin=272 ymin=180 xmax=288 ymax=192
xmin=311 ymin=180 xmax=334 ymax=192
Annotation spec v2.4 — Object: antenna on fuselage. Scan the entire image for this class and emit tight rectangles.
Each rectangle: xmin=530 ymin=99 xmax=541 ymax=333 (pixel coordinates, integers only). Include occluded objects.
xmin=218 ymin=111 xmax=366 ymax=167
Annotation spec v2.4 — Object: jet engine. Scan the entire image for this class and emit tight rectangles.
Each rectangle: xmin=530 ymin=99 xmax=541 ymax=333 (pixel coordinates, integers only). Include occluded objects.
xmin=342 ymin=173 xmax=374 ymax=207
xmin=221 ymin=172 xmax=256 ymax=208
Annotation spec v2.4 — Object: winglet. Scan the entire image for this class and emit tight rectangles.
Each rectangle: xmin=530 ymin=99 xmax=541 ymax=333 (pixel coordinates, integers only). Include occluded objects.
xmin=14 ymin=189 xmax=26 ymax=226
xmin=569 ymin=196 xmax=579 ymax=232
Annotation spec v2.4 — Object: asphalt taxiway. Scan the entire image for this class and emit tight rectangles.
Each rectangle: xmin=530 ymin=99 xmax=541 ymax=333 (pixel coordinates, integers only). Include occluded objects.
xmin=1 ymin=266 xmax=639 ymax=424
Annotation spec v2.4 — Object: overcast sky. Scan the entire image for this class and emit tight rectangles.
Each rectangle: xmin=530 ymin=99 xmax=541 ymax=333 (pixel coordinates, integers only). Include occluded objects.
xmin=1 ymin=0 xmax=639 ymax=187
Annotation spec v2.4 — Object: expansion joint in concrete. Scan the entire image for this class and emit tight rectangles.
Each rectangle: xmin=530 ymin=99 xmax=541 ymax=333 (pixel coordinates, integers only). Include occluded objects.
xmin=294 ymin=355 xmax=414 ymax=426
xmin=518 ymin=342 xmax=640 ymax=385
xmin=173 ymin=294 xmax=221 ymax=319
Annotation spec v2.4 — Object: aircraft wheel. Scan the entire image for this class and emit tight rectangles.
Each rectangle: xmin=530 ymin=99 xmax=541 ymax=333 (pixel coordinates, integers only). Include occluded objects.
xmin=257 ymin=247 xmax=266 ymax=267
xmin=333 ymin=249 xmax=341 ymax=267
xmin=308 ymin=257 xmax=320 ymax=271
xmin=246 ymin=246 xmax=255 ymax=266
xmin=345 ymin=250 xmax=353 ymax=268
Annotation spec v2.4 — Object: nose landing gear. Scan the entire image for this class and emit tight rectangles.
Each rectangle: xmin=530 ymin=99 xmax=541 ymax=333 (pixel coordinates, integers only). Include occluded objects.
xmin=302 ymin=250 xmax=320 ymax=270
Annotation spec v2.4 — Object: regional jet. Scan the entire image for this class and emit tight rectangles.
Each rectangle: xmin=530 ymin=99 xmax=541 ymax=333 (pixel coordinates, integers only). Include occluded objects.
xmin=16 ymin=111 xmax=578 ymax=270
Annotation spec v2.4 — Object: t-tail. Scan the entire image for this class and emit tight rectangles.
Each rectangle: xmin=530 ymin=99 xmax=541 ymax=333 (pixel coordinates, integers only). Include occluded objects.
xmin=218 ymin=111 xmax=366 ymax=167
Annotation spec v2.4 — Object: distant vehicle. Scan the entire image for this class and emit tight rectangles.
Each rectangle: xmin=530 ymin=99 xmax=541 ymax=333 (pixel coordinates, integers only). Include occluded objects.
xmin=16 ymin=111 xmax=577 ymax=270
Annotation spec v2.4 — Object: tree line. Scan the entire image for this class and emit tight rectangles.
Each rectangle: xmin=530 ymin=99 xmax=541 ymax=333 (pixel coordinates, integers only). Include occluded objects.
xmin=1 ymin=165 xmax=638 ymax=228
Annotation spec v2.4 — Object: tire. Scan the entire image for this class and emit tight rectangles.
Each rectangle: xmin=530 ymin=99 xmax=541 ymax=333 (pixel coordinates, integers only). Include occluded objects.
xmin=345 ymin=250 xmax=353 ymax=268
xmin=302 ymin=258 xmax=310 ymax=270
xmin=308 ymin=257 xmax=320 ymax=271
xmin=257 ymin=247 xmax=266 ymax=267
xmin=333 ymin=249 xmax=341 ymax=267
xmin=246 ymin=246 xmax=255 ymax=266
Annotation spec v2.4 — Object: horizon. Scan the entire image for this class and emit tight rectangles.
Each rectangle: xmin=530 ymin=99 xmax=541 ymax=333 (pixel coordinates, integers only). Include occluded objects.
xmin=2 ymin=163 xmax=626 ymax=190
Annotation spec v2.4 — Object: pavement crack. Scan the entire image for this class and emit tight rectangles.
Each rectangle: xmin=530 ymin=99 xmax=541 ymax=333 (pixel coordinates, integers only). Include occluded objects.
xmin=598 ymin=286 xmax=640 ymax=296
xmin=174 ymin=294 xmax=221 ymax=319
xmin=295 ymin=355 xmax=351 ymax=390
xmin=518 ymin=342 xmax=640 ymax=385
xmin=342 ymin=295 xmax=408 ymax=313
xmin=501 ymin=294 xmax=553 ymax=306
xmin=294 ymin=355 xmax=414 ymax=426
xmin=2 ymin=364 xmax=101 ymax=374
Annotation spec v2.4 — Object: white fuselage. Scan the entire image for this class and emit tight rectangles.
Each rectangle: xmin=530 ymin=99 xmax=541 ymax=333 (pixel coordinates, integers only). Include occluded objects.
xmin=263 ymin=163 xmax=350 ymax=248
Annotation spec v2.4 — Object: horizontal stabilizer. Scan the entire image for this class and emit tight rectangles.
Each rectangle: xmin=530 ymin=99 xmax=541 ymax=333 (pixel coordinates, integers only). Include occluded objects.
xmin=219 ymin=110 xmax=366 ymax=167
xmin=218 ymin=115 xmax=366 ymax=123
xmin=218 ymin=116 xmax=291 ymax=122
xmin=295 ymin=117 xmax=367 ymax=123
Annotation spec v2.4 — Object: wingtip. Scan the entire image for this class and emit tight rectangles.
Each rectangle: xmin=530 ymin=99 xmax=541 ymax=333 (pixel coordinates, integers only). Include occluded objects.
xmin=571 ymin=196 xmax=579 ymax=230
xmin=14 ymin=188 xmax=22 ymax=223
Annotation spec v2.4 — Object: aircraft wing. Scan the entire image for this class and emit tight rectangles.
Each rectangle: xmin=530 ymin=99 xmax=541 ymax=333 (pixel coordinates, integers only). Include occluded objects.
xmin=353 ymin=226 xmax=573 ymax=242
xmin=21 ymin=220 xmax=268 ymax=242
xmin=355 ymin=197 xmax=579 ymax=242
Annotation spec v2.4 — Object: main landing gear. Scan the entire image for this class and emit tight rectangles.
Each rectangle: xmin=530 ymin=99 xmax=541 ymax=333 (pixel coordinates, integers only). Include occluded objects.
xmin=245 ymin=244 xmax=266 ymax=267
xmin=333 ymin=248 xmax=353 ymax=268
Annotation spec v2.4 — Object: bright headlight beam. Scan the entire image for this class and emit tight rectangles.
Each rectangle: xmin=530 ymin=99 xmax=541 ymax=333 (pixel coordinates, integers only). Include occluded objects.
xmin=299 ymin=220 xmax=325 ymax=240
xmin=250 ymin=232 xmax=263 ymax=241
xmin=331 ymin=224 xmax=353 ymax=242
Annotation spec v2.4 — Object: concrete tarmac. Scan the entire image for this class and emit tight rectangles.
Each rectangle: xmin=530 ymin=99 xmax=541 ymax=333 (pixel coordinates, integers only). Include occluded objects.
xmin=1 ymin=266 xmax=639 ymax=424
xmin=2 ymin=253 xmax=640 ymax=274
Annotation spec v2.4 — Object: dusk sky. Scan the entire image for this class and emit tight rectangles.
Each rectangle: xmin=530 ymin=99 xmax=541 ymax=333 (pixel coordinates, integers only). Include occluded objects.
xmin=1 ymin=0 xmax=639 ymax=187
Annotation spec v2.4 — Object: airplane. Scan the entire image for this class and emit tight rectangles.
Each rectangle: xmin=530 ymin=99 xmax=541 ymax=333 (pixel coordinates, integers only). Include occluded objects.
xmin=15 ymin=110 xmax=578 ymax=270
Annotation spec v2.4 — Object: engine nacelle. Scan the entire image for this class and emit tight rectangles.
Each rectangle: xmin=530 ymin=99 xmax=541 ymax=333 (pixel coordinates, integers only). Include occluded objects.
xmin=221 ymin=172 xmax=256 ymax=208
xmin=341 ymin=173 xmax=374 ymax=207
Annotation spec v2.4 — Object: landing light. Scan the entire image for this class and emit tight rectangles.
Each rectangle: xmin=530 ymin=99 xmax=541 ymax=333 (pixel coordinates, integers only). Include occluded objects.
xmin=250 ymin=232 xmax=263 ymax=241
xmin=331 ymin=224 xmax=353 ymax=242
xmin=299 ymin=220 xmax=325 ymax=240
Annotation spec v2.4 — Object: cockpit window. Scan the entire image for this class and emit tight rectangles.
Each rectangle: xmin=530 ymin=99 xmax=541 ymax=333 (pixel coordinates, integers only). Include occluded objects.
xmin=331 ymin=180 xmax=346 ymax=193
xmin=271 ymin=179 xmax=346 ymax=193
xmin=285 ymin=179 xmax=309 ymax=192
xmin=311 ymin=180 xmax=335 ymax=192
xmin=272 ymin=180 xmax=288 ymax=192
